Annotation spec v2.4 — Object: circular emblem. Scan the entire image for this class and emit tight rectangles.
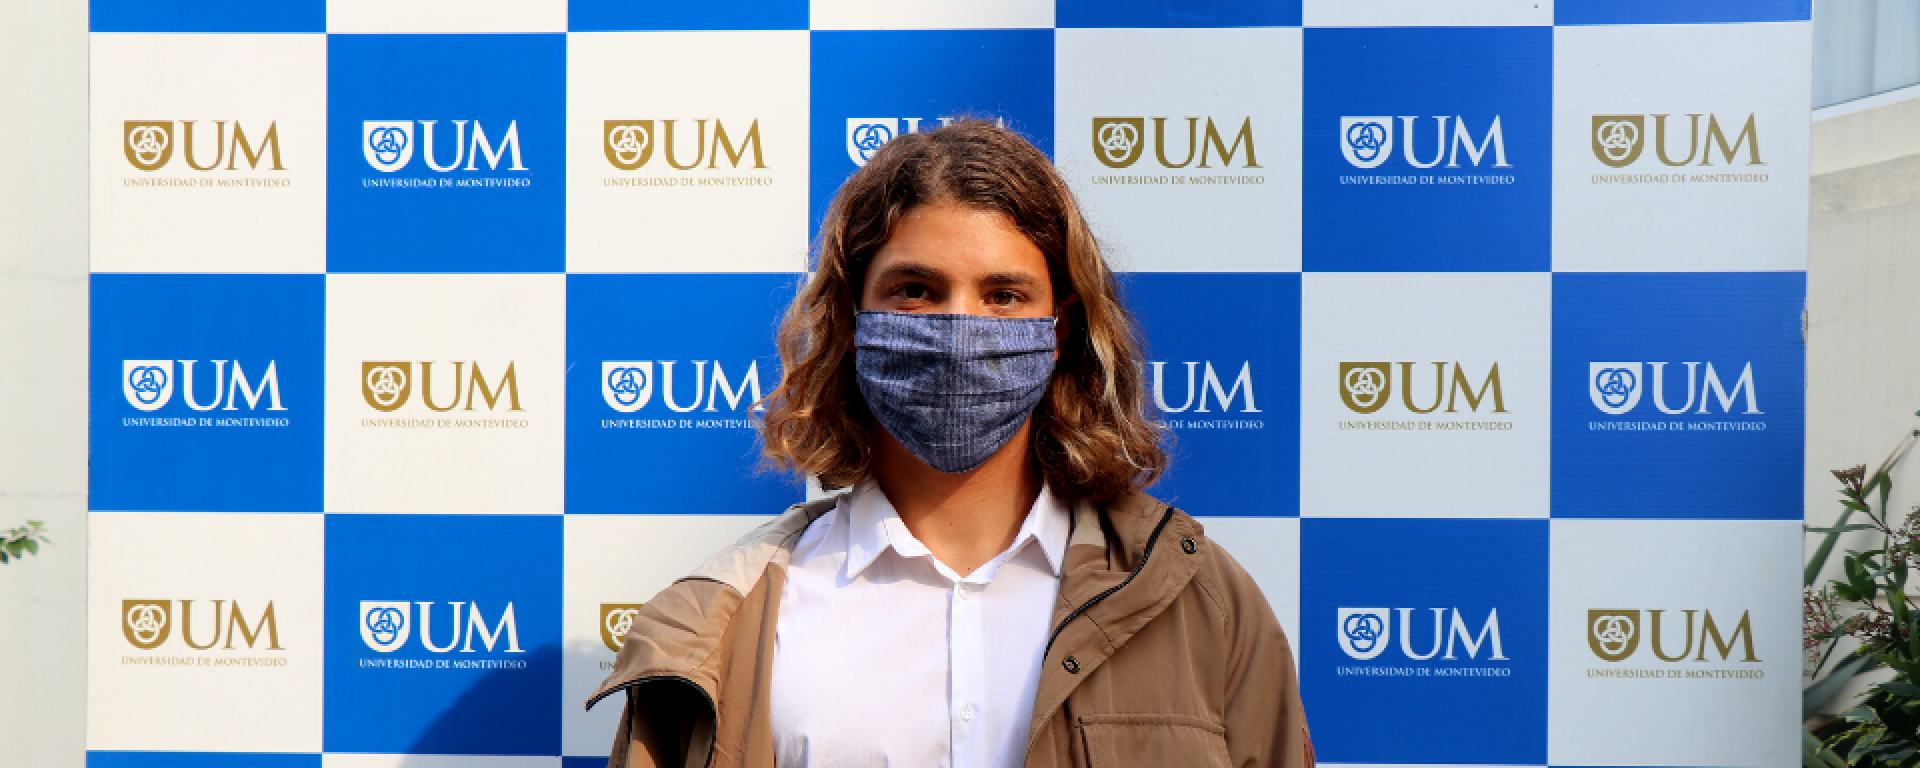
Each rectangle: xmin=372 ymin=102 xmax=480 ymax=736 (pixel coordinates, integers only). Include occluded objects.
xmin=1592 ymin=613 xmax=1635 ymax=656
xmin=605 ymin=608 xmax=640 ymax=639
xmin=1346 ymin=121 xmax=1387 ymax=163
xmin=1343 ymin=366 xmax=1386 ymax=409
xmin=851 ymin=123 xmax=893 ymax=158
xmin=365 ymin=605 xmax=405 ymax=646
xmin=365 ymin=365 xmax=408 ymax=408
xmin=125 ymin=603 xmax=168 ymax=645
xmin=126 ymin=126 xmax=170 ymax=166
xmin=606 ymin=366 xmax=647 ymax=407
xmin=1097 ymin=122 xmax=1140 ymax=164
xmin=608 ymin=124 xmax=651 ymax=166
xmin=1595 ymin=120 xmax=1639 ymax=163
xmin=127 ymin=365 xmax=169 ymax=405
xmin=1593 ymin=367 xmax=1638 ymax=408
xmin=367 ymin=126 xmax=410 ymax=165
xmin=1342 ymin=612 xmax=1384 ymax=653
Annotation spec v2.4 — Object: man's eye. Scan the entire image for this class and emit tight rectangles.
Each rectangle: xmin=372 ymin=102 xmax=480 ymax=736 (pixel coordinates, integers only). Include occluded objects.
xmin=988 ymin=290 xmax=1021 ymax=306
xmin=895 ymin=284 xmax=930 ymax=300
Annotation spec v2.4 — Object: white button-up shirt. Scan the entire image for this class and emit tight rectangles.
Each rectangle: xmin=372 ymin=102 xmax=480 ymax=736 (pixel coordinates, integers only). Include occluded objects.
xmin=771 ymin=480 xmax=1070 ymax=768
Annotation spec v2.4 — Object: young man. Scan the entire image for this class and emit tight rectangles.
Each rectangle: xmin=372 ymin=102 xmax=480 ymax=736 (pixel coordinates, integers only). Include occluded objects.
xmin=589 ymin=120 xmax=1312 ymax=768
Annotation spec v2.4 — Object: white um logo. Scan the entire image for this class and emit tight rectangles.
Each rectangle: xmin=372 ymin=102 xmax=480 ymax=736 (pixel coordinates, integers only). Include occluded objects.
xmin=846 ymin=116 xmax=1006 ymax=167
xmin=1340 ymin=115 xmax=1509 ymax=169
xmin=121 ymin=359 xmax=284 ymax=412
xmin=1148 ymin=361 xmax=1259 ymax=414
xmin=1337 ymin=607 xmax=1508 ymax=661
xmin=601 ymin=360 xmax=764 ymax=414
xmin=359 ymin=600 xmax=523 ymax=654
xmin=1588 ymin=361 xmax=1760 ymax=416
xmin=362 ymin=120 xmax=527 ymax=173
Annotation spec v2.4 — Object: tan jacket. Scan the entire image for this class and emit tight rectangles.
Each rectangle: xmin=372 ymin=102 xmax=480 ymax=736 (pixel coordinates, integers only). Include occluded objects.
xmin=587 ymin=489 xmax=1313 ymax=768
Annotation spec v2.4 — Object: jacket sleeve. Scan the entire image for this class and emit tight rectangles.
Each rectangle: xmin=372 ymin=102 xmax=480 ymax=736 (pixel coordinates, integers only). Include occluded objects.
xmin=1213 ymin=546 xmax=1314 ymax=768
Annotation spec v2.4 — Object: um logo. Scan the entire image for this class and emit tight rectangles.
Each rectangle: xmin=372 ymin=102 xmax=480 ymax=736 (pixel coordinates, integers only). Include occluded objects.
xmin=122 ymin=120 xmax=285 ymax=172
xmin=601 ymin=360 xmax=765 ymax=414
xmin=361 ymin=361 xmax=521 ymax=412
xmin=121 ymin=598 xmax=283 ymax=651
xmin=599 ymin=603 xmax=644 ymax=652
xmin=362 ymin=120 xmax=527 ymax=173
xmin=1090 ymin=117 xmax=1260 ymax=170
xmin=359 ymin=600 xmax=524 ymax=654
xmin=1147 ymin=361 xmax=1259 ymax=414
xmin=1589 ymin=114 xmax=1762 ymax=169
xmin=846 ymin=116 xmax=1006 ymax=167
xmin=1338 ymin=362 xmax=1506 ymax=415
xmin=1587 ymin=361 xmax=1759 ymax=416
xmin=602 ymin=119 xmax=765 ymax=171
xmin=1337 ymin=607 xmax=1508 ymax=661
xmin=1339 ymin=115 xmax=1509 ymax=170
xmin=1587 ymin=609 xmax=1758 ymax=663
xmin=121 ymin=359 xmax=285 ymax=413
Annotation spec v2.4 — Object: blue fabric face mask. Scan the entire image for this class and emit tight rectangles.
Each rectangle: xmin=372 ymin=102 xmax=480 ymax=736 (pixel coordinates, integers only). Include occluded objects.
xmin=853 ymin=310 xmax=1059 ymax=474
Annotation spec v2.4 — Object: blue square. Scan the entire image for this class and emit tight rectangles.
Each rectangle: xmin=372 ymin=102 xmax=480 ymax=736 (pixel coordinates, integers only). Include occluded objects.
xmin=327 ymin=34 xmax=565 ymax=273
xmin=323 ymin=515 xmax=562 ymax=755
xmin=1301 ymin=517 xmax=1548 ymax=765
xmin=1124 ymin=273 xmax=1298 ymax=516
xmin=89 ymin=274 xmax=323 ymax=513
xmin=1552 ymin=272 xmax=1804 ymax=520
xmin=570 ymin=0 xmax=806 ymax=30
xmin=1303 ymin=27 xmax=1552 ymax=272
xmin=1557 ymin=0 xmax=1810 ymax=24
xmin=809 ymin=30 xmax=1054 ymax=237
xmin=90 ymin=0 xmax=323 ymax=32
xmin=88 ymin=753 xmax=319 ymax=768
xmin=566 ymin=274 xmax=804 ymax=514
xmin=1057 ymin=0 xmax=1300 ymax=28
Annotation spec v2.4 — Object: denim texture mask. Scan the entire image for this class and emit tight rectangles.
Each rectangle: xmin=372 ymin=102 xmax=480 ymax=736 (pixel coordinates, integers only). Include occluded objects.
xmin=853 ymin=310 xmax=1058 ymax=474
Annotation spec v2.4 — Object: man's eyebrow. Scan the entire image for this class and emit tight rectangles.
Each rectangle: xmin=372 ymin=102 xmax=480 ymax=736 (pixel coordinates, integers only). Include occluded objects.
xmin=979 ymin=272 xmax=1040 ymax=287
xmin=869 ymin=262 xmax=945 ymax=282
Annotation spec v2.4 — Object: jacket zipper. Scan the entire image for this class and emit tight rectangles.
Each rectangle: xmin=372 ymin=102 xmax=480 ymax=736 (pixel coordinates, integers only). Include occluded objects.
xmin=1041 ymin=505 xmax=1176 ymax=661
xmin=585 ymin=674 xmax=721 ymax=768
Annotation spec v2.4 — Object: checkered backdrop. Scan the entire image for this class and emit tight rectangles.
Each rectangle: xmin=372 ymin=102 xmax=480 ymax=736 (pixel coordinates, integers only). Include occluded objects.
xmin=87 ymin=1 xmax=1811 ymax=766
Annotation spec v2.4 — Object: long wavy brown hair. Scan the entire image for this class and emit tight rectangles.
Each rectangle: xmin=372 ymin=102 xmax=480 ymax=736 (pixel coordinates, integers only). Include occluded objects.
xmin=758 ymin=119 xmax=1167 ymax=503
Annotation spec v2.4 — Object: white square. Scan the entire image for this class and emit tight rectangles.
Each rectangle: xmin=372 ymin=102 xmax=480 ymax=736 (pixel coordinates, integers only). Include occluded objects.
xmin=567 ymin=32 xmax=810 ymax=273
xmin=327 ymin=0 xmax=564 ymax=33
xmin=1196 ymin=516 xmax=1300 ymax=662
xmin=563 ymin=513 xmax=773 ymax=757
xmin=1302 ymin=0 xmax=1552 ymax=27
xmin=87 ymin=511 xmax=323 ymax=752
xmin=90 ymin=33 xmax=326 ymax=273
xmin=811 ymin=0 xmax=1051 ymax=30
xmin=1055 ymin=28 xmax=1302 ymax=273
xmin=324 ymin=274 xmax=566 ymax=514
xmin=1548 ymin=519 xmax=1799 ymax=766
xmin=1553 ymin=22 xmax=1811 ymax=272
xmin=1300 ymin=273 xmax=1551 ymax=518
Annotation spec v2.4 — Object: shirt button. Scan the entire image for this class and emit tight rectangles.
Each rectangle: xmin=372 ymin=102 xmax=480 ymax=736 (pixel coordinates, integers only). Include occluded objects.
xmin=961 ymin=705 xmax=975 ymax=721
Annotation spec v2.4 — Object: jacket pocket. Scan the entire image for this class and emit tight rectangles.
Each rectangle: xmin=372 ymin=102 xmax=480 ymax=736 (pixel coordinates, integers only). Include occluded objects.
xmin=1079 ymin=713 xmax=1231 ymax=768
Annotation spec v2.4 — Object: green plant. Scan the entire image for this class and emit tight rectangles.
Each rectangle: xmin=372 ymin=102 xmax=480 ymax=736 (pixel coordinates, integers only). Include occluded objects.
xmin=0 ymin=520 xmax=49 ymax=564
xmin=1805 ymin=420 xmax=1920 ymax=766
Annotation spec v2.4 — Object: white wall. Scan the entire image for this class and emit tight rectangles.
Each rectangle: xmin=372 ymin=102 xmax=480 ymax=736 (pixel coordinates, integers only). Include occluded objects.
xmin=0 ymin=1 xmax=89 ymax=765
xmin=1805 ymin=85 xmax=1920 ymax=712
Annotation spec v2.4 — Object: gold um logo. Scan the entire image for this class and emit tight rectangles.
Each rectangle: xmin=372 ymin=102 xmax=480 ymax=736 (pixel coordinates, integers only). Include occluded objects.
xmin=123 ymin=599 xmax=171 ymax=649
xmin=1340 ymin=363 xmax=1390 ymax=414
xmin=1591 ymin=116 xmax=1644 ymax=168
xmin=362 ymin=362 xmax=411 ymax=412
xmin=1588 ymin=609 xmax=1639 ymax=662
xmin=600 ymin=603 xmax=644 ymax=652
xmin=1089 ymin=117 xmax=1259 ymax=170
xmin=604 ymin=120 xmax=654 ymax=170
xmin=124 ymin=122 xmax=174 ymax=171
xmin=1092 ymin=118 xmax=1144 ymax=168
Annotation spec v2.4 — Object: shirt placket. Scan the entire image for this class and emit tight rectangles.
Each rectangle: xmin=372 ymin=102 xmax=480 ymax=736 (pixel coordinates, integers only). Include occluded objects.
xmin=950 ymin=576 xmax=986 ymax=768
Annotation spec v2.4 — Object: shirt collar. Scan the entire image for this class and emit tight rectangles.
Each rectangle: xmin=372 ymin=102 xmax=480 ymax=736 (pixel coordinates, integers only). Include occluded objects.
xmin=843 ymin=479 xmax=1070 ymax=583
